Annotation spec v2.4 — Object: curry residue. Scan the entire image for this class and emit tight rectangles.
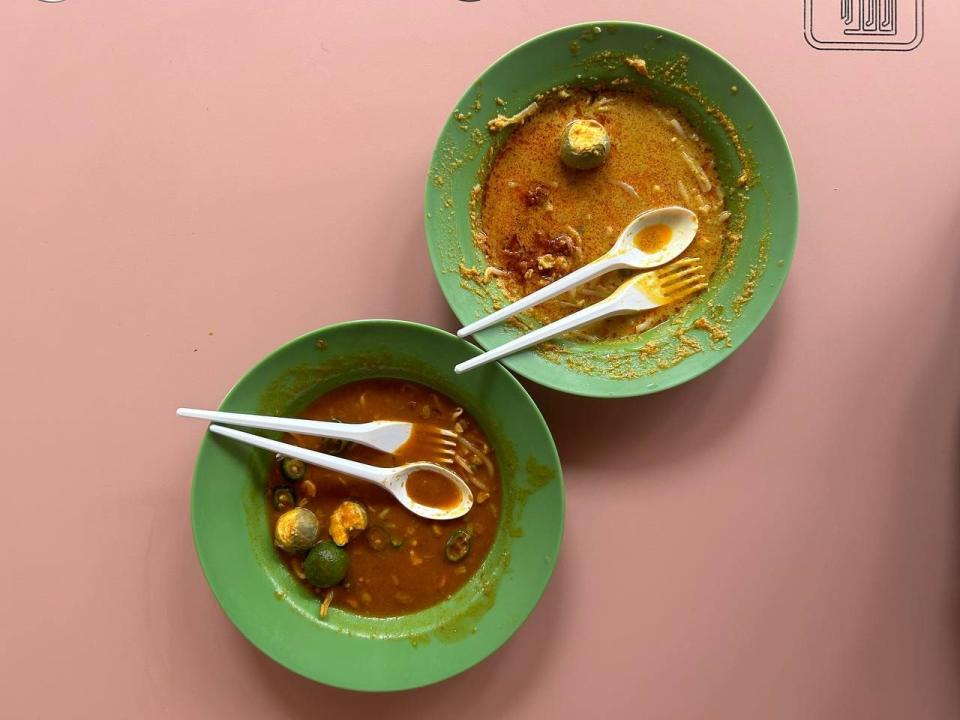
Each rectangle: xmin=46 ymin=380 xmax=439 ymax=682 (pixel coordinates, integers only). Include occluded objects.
xmin=267 ymin=379 xmax=500 ymax=617
xmin=477 ymin=87 xmax=726 ymax=340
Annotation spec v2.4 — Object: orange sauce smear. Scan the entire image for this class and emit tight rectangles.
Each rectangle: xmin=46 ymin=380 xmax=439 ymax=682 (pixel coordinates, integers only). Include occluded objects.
xmin=634 ymin=223 xmax=672 ymax=253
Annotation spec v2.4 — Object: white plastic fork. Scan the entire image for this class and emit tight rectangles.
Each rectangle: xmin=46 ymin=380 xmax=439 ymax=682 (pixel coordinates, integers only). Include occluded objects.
xmin=457 ymin=206 xmax=698 ymax=338
xmin=455 ymin=258 xmax=707 ymax=373
xmin=176 ymin=408 xmax=456 ymax=463
xmin=207 ymin=425 xmax=473 ymax=520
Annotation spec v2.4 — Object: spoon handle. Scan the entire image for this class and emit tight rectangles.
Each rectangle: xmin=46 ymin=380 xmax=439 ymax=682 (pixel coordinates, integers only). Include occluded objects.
xmin=457 ymin=253 xmax=624 ymax=338
xmin=455 ymin=290 xmax=631 ymax=373
xmin=207 ymin=424 xmax=392 ymax=485
xmin=177 ymin=408 xmax=397 ymax=448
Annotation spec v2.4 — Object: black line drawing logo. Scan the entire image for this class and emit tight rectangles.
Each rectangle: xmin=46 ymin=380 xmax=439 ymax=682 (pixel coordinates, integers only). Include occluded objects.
xmin=805 ymin=0 xmax=923 ymax=50
xmin=841 ymin=0 xmax=896 ymax=34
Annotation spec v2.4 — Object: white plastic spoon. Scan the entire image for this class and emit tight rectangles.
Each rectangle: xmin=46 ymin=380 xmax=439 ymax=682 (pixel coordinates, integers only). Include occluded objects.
xmin=457 ymin=206 xmax=698 ymax=338
xmin=208 ymin=424 xmax=473 ymax=520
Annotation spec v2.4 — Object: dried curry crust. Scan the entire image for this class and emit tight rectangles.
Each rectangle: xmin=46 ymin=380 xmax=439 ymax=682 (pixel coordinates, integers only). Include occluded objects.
xmin=480 ymin=85 xmax=725 ymax=340
xmin=432 ymin=50 xmax=766 ymax=381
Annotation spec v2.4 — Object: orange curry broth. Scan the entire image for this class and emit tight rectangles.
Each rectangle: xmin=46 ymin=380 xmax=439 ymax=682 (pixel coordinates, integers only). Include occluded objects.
xmin=406 ymin=470 xmax=463 ymax=510
xmin=267 ymin=379 xmax=501 ymax=617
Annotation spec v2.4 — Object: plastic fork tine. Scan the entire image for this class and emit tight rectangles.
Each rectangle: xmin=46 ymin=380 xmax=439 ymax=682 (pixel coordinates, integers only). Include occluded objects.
xmin=662 ymin=273 xmax=706 ymax=295
xmin=661 ymin=271 xmax=705 ymax=290
xmin=654 ymin=257 xmax=700 ymax=277
xmin=657 ymin=264 xmax=702 ymax=286
xmin=666 ymin=280 xmax=708 ymax=302
xmin=428 ymin=438 xmax=458 ymax=449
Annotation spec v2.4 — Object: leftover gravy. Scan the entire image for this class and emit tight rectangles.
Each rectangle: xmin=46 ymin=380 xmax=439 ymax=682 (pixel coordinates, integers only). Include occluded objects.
xmin=477 ymin=87 xmax=727 ymax=340
xmin=268 ymin=379 xmax=500 ymax=618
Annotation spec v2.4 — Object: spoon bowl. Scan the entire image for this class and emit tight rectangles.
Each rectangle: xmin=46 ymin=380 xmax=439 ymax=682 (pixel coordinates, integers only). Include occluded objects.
xmin=389 ymin=461 xmax=474 ymax=520
xmin=609 ymin=205 xmax=698 ymax=268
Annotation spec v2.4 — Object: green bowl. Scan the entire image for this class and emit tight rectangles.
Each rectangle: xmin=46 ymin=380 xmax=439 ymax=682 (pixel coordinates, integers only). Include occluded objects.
xmin=190 ymin=320 xmax=563 ymax=691
xmin=425 ymin=21 xmax=798 ymax=397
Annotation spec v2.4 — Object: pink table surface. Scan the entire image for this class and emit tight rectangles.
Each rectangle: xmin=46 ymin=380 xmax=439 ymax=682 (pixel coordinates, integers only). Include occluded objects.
xmin=2 ymin=1 xmax=958 ymax=718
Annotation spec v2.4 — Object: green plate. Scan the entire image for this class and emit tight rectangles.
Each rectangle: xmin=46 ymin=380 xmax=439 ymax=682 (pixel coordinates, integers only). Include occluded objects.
xmin=425 ymin=22 xmax=798 ymax=397
xmin=190 ymin=320 xmax=563 ymax=691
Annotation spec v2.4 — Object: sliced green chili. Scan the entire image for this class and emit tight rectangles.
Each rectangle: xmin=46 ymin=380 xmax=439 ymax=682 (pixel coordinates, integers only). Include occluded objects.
xmin=319 ymin=438 xmax=351 ymax=455
xmin=280 ymin=456 xmax=306 ymax=481
xmin=445 ymin=529 xmax=471 ymax=562
xmin=272 ymin=485 xmax=295 ymax=510
xmin=318 ymin=417 xmax=352 ymax=456
xmin=367 ymin=525 xmax=402 ymax=551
